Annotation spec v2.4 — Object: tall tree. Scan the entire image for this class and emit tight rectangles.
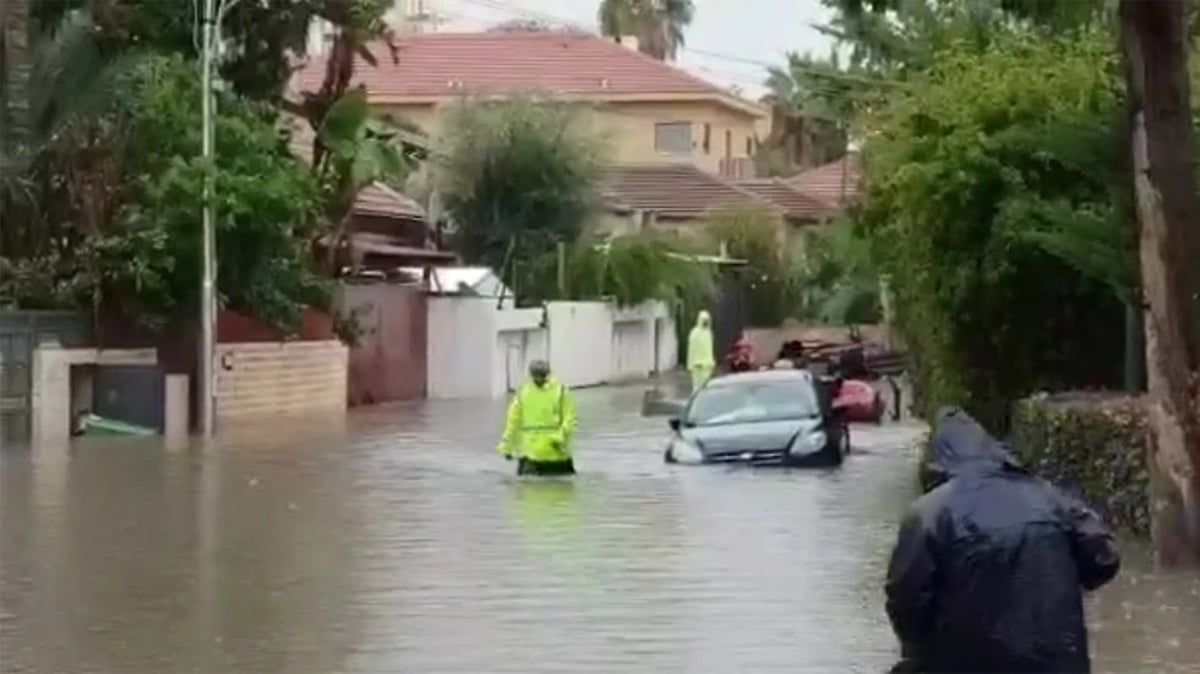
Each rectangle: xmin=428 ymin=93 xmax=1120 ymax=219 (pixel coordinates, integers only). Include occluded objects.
xmin=818 ymin=0 xmax=1107 ymax=76
xmin=1 ymin=0 xmax=32 ymax=150
xmin=434 ymin=98 xmax=603 ymax=276
xmin=761 ymin=50 xmax=855 ymax=174
xmin=859 ymin=28 xmax=1126 ymax=429
xmin=597 ymin=0 xmax=694 ymax=61
xmin=30 ymin=0 xmax=392 ymax=102
xmin=2 ymin=0 xmax=36 ymax=276
xmin=1120 ymin=0 xmax=1200 ymax=566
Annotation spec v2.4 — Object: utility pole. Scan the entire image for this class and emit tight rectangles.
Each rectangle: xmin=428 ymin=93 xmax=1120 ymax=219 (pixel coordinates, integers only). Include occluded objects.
xmin=199 ymin=0 xmax=218 ymax=436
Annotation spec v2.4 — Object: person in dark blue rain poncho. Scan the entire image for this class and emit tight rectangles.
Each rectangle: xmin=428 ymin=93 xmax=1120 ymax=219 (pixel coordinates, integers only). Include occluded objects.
xmin=885 ymin=407 xmax=1121 ymax=674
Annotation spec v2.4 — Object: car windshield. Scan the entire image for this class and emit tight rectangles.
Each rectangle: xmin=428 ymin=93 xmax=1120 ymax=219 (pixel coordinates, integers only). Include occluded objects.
xmin=686 ymin=380 xmax=821 ymax=426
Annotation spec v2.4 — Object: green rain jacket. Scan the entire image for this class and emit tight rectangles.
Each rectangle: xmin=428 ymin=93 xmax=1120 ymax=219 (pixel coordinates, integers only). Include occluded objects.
xmin=496 ymin=377 xmax=577 ymax=462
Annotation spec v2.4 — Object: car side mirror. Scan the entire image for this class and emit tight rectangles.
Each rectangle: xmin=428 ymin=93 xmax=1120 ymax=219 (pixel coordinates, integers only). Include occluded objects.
xmin=668 ymin=417 xmax=681 ymax=432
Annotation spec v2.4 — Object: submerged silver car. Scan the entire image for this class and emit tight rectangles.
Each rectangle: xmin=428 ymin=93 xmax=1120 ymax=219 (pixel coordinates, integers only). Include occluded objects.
xmin=663 ymin=369 xmax=850 ymax=467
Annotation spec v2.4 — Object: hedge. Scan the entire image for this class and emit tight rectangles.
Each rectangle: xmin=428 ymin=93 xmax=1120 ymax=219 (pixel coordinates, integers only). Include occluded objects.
xmin=914 ymin=394 xmax=1149 ymax=535
xmin=1009 ymin=393 xmax=1149 ymax=535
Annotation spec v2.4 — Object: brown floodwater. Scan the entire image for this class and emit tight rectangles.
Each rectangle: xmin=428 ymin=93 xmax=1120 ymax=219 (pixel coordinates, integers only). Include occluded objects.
xmin=1 ymin=384 xmax=1197 ymax=673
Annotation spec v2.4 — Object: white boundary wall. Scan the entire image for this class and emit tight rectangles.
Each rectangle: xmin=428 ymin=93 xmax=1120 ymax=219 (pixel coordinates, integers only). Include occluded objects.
xmin=427 ymin=297 xmax=676 ymax=399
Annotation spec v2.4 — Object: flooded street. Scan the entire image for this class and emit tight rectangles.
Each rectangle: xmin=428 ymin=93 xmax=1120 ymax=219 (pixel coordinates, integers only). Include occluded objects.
xmin=2 ymin=384 xmax=1199 ymax=673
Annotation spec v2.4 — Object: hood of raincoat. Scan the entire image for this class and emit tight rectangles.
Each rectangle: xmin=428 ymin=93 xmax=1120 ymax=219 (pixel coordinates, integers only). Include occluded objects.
xmin=887 ymin=404 xmax=1120 ymax=674
xmin=926 ymin=406 xmax=1021 ymax=488
xmin=694 ymin=310 xmax=711 ymax=329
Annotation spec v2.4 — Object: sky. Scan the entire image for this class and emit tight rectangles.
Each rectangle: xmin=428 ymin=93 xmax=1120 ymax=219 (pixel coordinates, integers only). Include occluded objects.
xmin=430 ymin=0 xmax=837 ymax=99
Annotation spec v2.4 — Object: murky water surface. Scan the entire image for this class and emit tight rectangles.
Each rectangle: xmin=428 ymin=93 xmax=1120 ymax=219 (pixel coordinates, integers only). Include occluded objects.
xmin=2 ymin=385 xmax=1198 ymax=673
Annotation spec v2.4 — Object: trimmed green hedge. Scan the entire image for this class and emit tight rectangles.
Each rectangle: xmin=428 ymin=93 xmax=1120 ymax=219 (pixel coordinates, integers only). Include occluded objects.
xmin=1010 ymin=394 xmax=1149 ymax=535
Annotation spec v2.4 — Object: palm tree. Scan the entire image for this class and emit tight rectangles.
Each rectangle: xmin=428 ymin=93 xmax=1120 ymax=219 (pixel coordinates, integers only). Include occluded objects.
xmin=597 ymin=0 xmax=694 ymax=62
xmin=3 ymin=5 xmax=157 ymax=298
xmin=1 ymin=0 xmax=31 ymax=150
xmin=760 ymin=51 xmax=852 ymax=174
xmin=2 ymin=0 xmax=36 ymax=266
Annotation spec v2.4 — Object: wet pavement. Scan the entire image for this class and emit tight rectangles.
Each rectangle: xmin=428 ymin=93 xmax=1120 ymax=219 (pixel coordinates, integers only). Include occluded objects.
xmin=2 ymin=383 xmax=1198 ymax=673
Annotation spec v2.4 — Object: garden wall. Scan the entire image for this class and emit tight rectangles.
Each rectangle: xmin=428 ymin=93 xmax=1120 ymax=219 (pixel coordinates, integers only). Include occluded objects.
xmin=215 ymin=341 xmax=348 ymax=423
xmin=426 ymin=297 xmax=676 ymax=399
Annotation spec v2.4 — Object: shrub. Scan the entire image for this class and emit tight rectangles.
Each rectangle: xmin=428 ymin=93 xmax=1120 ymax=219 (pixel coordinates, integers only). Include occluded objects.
xmin=435 ymin=97 xmax=605 ymax=272
xmin=93 ymin=55 xmax=331 ymax=333
xmin=859 ymin=29 xmax=1127 ymax=432
xmin=703 ymin=204 xmax=794 ymax=327
xmin=792 ymin=218 xmax=881 ymax=325
xmin=519 ymin=235 xmax=715 ymax=309
xmin=1009 ymin=393 xmax=1148 ymax=534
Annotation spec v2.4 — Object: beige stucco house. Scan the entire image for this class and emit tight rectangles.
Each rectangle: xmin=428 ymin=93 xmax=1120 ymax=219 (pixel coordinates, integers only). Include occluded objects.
xmin=294 ymin=30 xmax=767 ymax=180
xmin=291 ymin=31 xmax=863 ymax=249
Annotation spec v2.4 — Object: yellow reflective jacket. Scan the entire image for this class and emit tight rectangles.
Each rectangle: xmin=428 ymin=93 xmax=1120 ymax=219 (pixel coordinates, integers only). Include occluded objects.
xmin=687 ymin=314 xmax=715 ymax=370
xmin=496 ymin=377 xmax=577 ymax=462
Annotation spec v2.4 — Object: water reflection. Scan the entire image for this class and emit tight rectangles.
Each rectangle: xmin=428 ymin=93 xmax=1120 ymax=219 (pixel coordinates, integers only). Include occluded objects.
xmin=1 ymin=385 xmax=1198 ymax=673
xmin=1089 ymin=543 xmax=1200 ymax=674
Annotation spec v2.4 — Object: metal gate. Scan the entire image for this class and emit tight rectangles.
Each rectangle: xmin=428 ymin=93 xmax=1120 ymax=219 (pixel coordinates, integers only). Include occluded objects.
xmin=711 ymin=273 xmax=748 ymax=362
xmin=0 ymin=311 xmax=92 ymax=445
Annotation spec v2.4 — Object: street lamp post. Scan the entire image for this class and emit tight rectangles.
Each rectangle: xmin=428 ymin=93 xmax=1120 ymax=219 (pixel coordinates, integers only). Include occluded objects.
xmin=199 ymin=0 xmax=217 ymax=436
xmin=198 ymin=0 xmax=247 ymax=435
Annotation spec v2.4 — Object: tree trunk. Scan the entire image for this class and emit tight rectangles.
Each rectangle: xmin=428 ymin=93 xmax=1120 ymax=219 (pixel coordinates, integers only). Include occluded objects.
xmin=1 ymin=0 xmax=31 ymax=150
xmin=1121 ymin=0 xmax=1200 ymax=567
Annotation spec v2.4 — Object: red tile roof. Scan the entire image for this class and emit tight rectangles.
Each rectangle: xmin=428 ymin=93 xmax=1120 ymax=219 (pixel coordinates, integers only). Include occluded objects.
xmin=734 ymin=179 xmax=832 ymax=222
xmin=785 ymin=153 xmax=862 ymax=209
xmin=601 ymin=164 xmax=774 ymax=220
xmin=293 ymin=31 xmax=762 ymax=116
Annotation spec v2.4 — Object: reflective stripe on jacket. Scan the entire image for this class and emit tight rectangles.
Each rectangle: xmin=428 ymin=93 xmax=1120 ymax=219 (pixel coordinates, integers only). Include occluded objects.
xmin=497 ymin=377 xmax=577 ymax=462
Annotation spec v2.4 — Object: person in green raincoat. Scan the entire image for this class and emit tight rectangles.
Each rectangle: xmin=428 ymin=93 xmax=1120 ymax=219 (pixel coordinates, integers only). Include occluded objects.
xmin=497 ymin=360 xmax=578 ymax=476
xmin=687 ymin=310 xmax=715 ymax=391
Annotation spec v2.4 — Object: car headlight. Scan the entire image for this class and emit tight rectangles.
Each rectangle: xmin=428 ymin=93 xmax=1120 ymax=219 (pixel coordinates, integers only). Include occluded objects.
xmin=669 ymin=438 xmax=704 ymax=464
xmin=788 ymin=430 xmax=828 ymax=456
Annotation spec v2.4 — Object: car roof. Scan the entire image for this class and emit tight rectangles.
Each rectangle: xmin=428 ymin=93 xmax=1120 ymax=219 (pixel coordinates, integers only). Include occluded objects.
xmin=704 ymin=369 xmax=817 ymax=388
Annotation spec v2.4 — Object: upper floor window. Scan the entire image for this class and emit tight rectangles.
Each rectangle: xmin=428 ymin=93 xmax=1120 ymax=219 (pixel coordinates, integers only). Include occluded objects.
xmin=655 ymin=122 xmax=693 ymax=156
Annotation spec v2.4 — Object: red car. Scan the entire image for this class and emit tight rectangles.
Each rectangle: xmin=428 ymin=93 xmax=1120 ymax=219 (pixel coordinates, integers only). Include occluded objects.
xmin=832 ymin=379 xmax=886 ymax=424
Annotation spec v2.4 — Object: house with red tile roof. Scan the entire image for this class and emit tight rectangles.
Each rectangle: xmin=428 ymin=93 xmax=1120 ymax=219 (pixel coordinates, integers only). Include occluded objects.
xmin=733 ymin=178 xmax=837 ymax=223
xmin=596 ymin=165 xmax=834 ymax=247
xmin=285 ymin=115 xmax=454 ymax=271
xmin=293 ymin=30 xmax=767 ymax=180
xmin=785 ymin=152 xmax=862 ymax=212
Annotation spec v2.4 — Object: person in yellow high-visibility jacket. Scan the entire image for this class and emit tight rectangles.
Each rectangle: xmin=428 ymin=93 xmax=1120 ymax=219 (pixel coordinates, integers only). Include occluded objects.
xmin=687 ymin=310 xmax=715 ymax=392
xmin=496 ymin=360 xmax=578 ymax=476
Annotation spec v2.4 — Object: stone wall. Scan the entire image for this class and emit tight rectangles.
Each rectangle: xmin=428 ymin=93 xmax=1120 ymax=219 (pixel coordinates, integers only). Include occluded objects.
xmin=215 ymin=341 xmax=348 ymax=422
